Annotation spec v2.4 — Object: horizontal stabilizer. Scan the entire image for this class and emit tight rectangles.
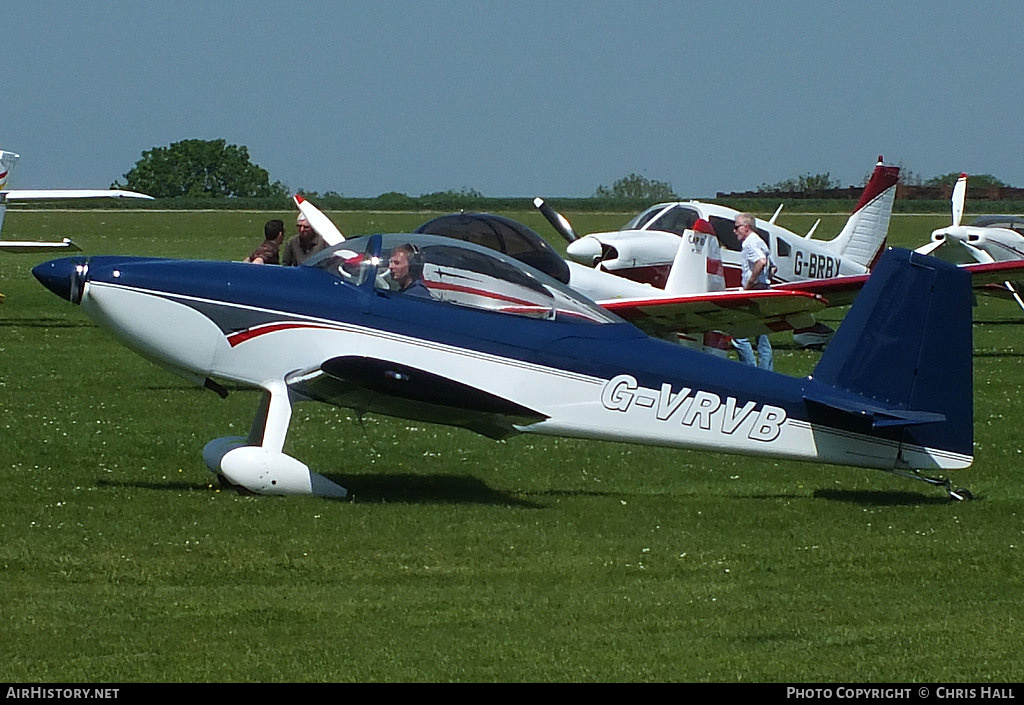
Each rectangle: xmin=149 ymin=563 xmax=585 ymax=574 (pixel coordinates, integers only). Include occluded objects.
xmin=804 ymin=392 xmax=946 ymax=428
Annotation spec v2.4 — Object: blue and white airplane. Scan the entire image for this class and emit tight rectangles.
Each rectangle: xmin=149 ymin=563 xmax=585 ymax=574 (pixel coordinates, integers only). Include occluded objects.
xmin=33 ymin=232 xmax=975 ymax=500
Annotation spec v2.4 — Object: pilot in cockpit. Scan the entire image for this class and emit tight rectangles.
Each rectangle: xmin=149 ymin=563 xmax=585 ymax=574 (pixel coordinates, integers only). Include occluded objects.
xmin=386 ymin=243 xmax=432 ymax=299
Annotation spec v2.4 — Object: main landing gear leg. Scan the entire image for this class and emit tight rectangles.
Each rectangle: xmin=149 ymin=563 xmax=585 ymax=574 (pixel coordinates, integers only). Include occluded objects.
xmin=202 ymin=379 xmax=348 ymax=497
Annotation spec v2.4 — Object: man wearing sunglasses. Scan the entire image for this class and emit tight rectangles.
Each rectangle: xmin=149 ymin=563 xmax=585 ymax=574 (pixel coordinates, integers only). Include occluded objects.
xmin=731 ymin=213 xmax=774 ymax=370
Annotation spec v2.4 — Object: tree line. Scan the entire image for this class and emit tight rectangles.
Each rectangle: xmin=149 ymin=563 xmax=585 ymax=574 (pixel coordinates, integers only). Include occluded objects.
xmin=110 ymin=139 xmax=1020 ymax=212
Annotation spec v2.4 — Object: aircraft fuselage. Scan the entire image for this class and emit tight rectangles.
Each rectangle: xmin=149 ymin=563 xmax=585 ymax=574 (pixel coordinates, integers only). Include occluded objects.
xmin=34 ymin=250 xmax=969 ymax=474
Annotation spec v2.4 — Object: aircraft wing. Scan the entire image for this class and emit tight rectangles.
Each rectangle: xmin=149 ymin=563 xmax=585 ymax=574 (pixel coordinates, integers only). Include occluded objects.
xmin=960 ymin=259 xmax=1024 ymax=286
xmin=598 ymin=289 xmax=827 ymax=339
xmin=780 ymin=259 xmax=1024 ymax=309
xmin=0 ymin=238 xmax=81 ymax=253
xmin=286 ymin=355 xmax=548 ymax=440
xmin=773 ymin=275 xmax=868 ymax=309
xmin=1 ymin=189 xmax=154 ymax=200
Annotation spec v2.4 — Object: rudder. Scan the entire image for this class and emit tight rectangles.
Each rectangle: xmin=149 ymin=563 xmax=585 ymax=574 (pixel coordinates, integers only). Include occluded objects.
xmin=812 ymin=248 xmax=973 ymax=464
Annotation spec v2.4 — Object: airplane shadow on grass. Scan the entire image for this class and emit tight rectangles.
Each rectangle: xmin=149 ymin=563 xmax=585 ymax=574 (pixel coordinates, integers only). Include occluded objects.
xmin=100 ymin=473 xmax=543 ymax=508
xmin=811 ymin=488 xmax=967 ymax=506
xmin=336 ymin=473 xmax=542 ymax=507
xmin=97 ymin=478 xmax=961 ymax=507
xmin=0 ymin=317 xmax=94 ymax=329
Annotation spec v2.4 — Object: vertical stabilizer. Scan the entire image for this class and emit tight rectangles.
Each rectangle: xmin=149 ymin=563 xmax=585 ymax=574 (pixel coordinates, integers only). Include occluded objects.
xmin=663 ymin=219 xmax=724 ymax=295
xmin=0 ymin=150 xmax=18 ymax=190
xmin=811 ymin=248 xmax=973 ymax=464
xmin=1 ymin=150 xmax=19 ymax=235
xmin=825 ymin=157 xmax=900 ymax=270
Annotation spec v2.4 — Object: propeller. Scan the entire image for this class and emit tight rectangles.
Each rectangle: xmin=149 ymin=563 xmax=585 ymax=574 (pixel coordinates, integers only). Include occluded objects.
xmin=533 ymin=197 xmax=579 ymax=243
xmin=951 ymin=173 xmax=967 ymax=228
xmin=914 ymin=238 xmax=946 ymax=256
xmin=292 ymin=194 xmax=346 ymax=246
xmin=915 ymin=174 xmax=970 ymax=259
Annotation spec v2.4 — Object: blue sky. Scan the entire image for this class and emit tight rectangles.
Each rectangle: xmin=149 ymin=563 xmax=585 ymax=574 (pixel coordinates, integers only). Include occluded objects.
xmin=4 ymin=1 xmax=1022 ymax=198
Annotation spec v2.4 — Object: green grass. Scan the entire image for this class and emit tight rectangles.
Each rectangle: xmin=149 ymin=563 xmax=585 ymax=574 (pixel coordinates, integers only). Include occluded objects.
xmin=2 ymin=210 xmax=1023 ymax=682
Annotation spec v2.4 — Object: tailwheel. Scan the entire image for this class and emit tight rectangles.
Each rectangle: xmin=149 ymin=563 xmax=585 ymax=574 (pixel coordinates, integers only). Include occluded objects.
xmin=892 ymin=468 xmax=973 ymax=502
xmin=949 ymin=487 xmax=974 ymax=502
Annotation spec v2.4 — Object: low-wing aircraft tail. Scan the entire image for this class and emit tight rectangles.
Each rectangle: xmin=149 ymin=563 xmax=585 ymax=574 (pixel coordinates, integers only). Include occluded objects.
xmin=0 ymin=149 xmax=17 ymax=189
xmin=810 ymin=248 xmax=973 ymax=474
xmin=818 ymin=156 xmax=900 ymax=270
xmin=1 ymin=147 xmax=152 ymax=254
xmin=0 ymin=150 xmax=17 ymax=234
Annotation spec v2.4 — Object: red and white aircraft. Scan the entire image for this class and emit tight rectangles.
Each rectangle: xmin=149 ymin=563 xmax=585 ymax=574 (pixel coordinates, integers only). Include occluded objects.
xmin=914 ymin=173 xmax=1024 ymax=310
xmin=557 ymin=157 xmax=900 ymax=290
xmin=0 ymin=148 xmax=152 ymax=253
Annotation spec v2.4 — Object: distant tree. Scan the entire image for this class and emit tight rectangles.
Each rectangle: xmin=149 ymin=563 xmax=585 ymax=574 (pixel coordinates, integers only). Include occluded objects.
xmin=114 ymin=139 xmax=288 ymax=198
xmin=419 ymin=187 xmax=484 ymax=199
xmin=373 ymin=191 xmax=416 ymax=209
xmin=896 ymin=166 xmax=923 ymax=187
xmin=594 ymin=173 xmax=677 ymax=201
xmin=757 ymin=172 xmax=840 ymax=193
xmin=924 ymin=172 xmax=1010 ymax=188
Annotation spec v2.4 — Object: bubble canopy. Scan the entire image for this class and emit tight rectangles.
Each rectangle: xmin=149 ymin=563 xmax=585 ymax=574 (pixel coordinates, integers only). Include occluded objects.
xmin=304 ymin=232 xmax=619 ymax=324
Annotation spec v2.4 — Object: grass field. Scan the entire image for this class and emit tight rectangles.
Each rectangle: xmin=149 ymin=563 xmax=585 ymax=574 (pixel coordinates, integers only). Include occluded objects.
xmin=2 ymin=209 xmax=1023 ymax=682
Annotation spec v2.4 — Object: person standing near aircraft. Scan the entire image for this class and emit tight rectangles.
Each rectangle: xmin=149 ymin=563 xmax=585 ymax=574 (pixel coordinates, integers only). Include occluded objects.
xmin=732 ymin=213 xmax=774 ymax=370
xmin=282 ymin=213 xmax=328 ymax=266
xmin=244 ymin=219 xmax=285 ymax=264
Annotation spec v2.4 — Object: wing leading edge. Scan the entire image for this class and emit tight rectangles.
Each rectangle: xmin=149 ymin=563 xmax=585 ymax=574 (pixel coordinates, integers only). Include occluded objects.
xmin=599 ymin=288 xmax=827 ymax=339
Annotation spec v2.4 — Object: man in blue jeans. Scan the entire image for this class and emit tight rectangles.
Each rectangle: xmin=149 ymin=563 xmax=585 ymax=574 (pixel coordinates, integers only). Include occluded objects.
xmin=731 ymin=213 xmax=774 ymax=370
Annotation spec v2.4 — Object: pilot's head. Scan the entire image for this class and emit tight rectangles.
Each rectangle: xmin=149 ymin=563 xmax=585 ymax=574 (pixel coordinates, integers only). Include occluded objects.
xmin=388 ymin=244 xmax=423 ymax=289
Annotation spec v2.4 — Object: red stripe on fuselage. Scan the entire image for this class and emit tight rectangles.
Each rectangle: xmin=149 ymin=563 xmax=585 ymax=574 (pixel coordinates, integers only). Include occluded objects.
xmin=226 ymin=322 xmax=343 ymax=347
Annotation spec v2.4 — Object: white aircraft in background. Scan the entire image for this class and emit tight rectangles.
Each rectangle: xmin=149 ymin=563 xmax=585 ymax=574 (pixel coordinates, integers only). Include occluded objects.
xmin=537 ymin=157 xmax=899 ymax=347
xmin=914 ymin=173 xmax=1024 ymax=310
xmin=0 ymin=148 xmax=153 ymax=253
xmin=555 ymin=157 xmax=900 ymax=291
